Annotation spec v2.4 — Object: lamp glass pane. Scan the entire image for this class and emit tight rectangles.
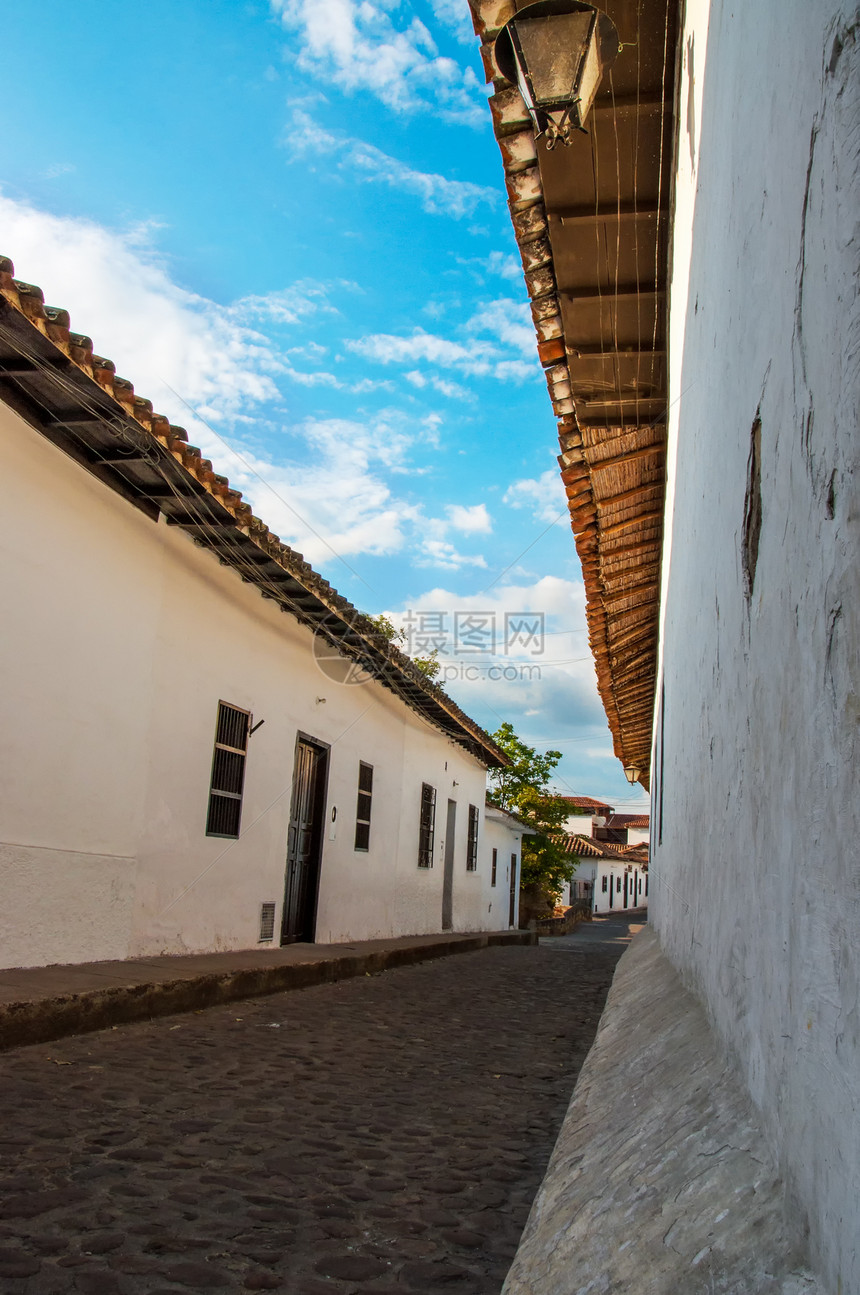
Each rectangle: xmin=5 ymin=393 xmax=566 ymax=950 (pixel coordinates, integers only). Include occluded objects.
xmin=575 ymin=31 xmax=603 ymax=123
xmin=513 ymin=11 xmax=594 ymax=108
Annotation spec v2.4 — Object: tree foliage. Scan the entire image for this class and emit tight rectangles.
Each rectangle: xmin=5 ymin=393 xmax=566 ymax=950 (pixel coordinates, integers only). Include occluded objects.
xmin=488 ymin=722 xmax=577 ymax=898
xmin=367 ymin=613 xmax=441 ymax=682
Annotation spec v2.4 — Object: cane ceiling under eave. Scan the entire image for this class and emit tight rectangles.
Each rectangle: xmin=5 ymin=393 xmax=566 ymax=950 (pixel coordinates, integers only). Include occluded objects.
xmin=469 ymin=0 xmax=679 ymax=789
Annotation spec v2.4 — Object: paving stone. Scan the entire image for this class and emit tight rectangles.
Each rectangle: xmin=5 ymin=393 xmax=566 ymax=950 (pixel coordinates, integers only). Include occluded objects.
xmin=315 ymin=1253 xmax=388 ymax=1280
xmin=160 ymin=1261 xmax=233 ymax=1287
xmin=74 ymin=1270 xmax=125 ymax=1294
xmin=399 ymin=1259 xmax=482 ymax=1290
xmin=0 ymin=1255 xmax=42 ymax=1278
xmin=0 ymin=943 xmax=626 ymax=1295
xmin=81 ymin=1234 xmax=125 ymax=1255
xmin=441 ymin=1230 xmax=485 ymax=1249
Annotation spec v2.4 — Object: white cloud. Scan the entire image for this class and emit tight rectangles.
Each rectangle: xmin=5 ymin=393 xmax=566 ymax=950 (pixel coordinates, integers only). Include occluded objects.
xmin=233 ymin=281 xmax=338 ymax=326
xmin=504 ymin=469 xmax=568 ymax=524
xmin=413 ymin=540 xmax=488 ymax=570
xmin=349 ymin=327 xmax=496 ymax=374
xmin=285 ymin=110 xmax=496 ymax=219
xmin=346 ymin=294 xmax=540 ymax=389
xmin=272 ymin=0 xmax=484 ymax=124
xmin=43 ymin=162 xmax=76 ymax=179
xmin=446 ymin=503 xmax=492 ymax=534
xmin=0 ymin=196 xmax=286 ymax=422
xmin=487 ymin=250 xmax=522 ymax=280
xmin=427 ymin=0 xmax=476 ymax=45
xmin=466 ymin=297 xmax=535 ymax=355
xmin=457 ymin=250 xmax=522 ymax=281
xmin=405 ymin=370 xmax=472 ymax=400
xmin=0 ymin=193 xmax=453 ymax=570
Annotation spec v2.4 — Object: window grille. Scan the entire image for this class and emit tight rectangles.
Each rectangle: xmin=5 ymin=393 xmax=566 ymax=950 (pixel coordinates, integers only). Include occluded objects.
xmin=259 ymin=902 xmax=276 ymax=942
xmin=354 ymin=761 xmax=373 ymax=851
xmin=602 ymin=874 xmax=608 ymax=893
xmin=418 ymin=783 xmax=436 ymax=868
xmin=206 ymin=701 xmax=249 ymax=838
xmin=491 ymin=847 xmax=498 ymax=887
xmin=466 ymin=804 xmax=479 ymax=871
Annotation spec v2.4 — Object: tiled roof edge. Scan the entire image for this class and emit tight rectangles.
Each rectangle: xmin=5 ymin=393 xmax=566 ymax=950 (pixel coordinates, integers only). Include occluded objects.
xmin=0 ymin=254 xmax=509 ymax=769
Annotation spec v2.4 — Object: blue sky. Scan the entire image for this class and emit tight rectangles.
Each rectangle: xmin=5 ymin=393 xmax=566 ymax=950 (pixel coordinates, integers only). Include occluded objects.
xmin=0 ymin=0 xmax=647 ymax=810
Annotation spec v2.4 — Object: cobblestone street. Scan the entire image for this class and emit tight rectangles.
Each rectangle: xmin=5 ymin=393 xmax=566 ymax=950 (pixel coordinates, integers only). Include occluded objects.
xmin=0 ymin=935 xmax=629 ymax=1295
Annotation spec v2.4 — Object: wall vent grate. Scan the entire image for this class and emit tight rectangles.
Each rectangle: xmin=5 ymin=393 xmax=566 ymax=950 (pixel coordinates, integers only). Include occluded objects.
xmin=259 ymin=902 xmax=276 ymax=942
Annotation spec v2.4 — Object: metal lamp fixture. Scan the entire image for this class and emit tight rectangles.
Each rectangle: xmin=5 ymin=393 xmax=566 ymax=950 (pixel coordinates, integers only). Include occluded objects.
xmin=495 ymin=0 xmax=621 ymax=148
xmin=623 ymin=763 xmax=643 ymax=784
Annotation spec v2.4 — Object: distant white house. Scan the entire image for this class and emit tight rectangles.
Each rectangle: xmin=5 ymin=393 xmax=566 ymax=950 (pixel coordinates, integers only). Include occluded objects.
xmin=484 ymin=802 xmax=537 ymax=932
xmin=556 ymin=812 xmax=648 ymax=915
xmin=0 ymin=257 xmax=524 ymax=971
xmin=558 ymin=794 xmax=614 ymax=836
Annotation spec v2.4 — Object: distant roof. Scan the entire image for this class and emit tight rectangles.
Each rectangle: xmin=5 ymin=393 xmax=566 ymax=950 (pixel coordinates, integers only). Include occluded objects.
xmin=0 ymin=256 xmax=509 ymax=769
xmin=560 ymin=795 xmax=615 ymax=813
xmin=608 ymin=813 xmax=650 ymax=830
xmin=556 ymin=833 xmax=649 ymax=865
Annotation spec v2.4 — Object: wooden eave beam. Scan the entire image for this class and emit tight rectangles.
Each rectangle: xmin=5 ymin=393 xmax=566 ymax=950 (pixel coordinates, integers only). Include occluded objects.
xmin=561 ymin=285 xmax=664 ymax=303
xmin=569 ymin=345 xmax=666 ymax=358
xmin=553 ymin=202 xmax=668 ymax=226
xmin=587 ymin=443 xmax=666 ymax=472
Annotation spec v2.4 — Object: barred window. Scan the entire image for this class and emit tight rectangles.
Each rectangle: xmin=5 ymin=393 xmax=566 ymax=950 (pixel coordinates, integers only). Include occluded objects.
xmin=418 ymin=783 xmax=436 ymax=868
xmin=354 ymin=761 xmax=373 ymax=851
xmin=602 ymin=874 xmax=608 ymax=893
xmin=491 ymin=847 xmax=498 ymax=887
xmin=466 ymin=804 xmax=479 ymax=871
xmin=206 ymin=702 xmax=249 ymax=838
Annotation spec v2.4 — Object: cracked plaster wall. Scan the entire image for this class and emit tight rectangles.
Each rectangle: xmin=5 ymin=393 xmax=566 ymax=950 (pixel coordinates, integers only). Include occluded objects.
xmin=652 ymin=1 xmax=859 ymax=1290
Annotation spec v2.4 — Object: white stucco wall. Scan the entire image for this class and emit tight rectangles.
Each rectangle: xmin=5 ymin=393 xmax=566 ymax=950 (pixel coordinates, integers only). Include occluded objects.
xmin=0 ymin=408 xmax=508 ymax=968
xmin=652 ymin=2 xmax=859 ymax=1289
xmin=589 ymin=863 xmax=645 ymax=915
xmin=483 ymin=811 xmax=524 ymax=929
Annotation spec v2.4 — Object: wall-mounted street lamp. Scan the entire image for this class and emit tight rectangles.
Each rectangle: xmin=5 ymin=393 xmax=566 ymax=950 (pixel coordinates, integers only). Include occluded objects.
xmin=495 ymin=0 xmax=621 ymax=148
xmin=623 ymin=764 xmax=643 ymax=784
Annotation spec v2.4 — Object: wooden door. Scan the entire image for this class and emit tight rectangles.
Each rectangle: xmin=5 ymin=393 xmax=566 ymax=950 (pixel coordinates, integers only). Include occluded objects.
xmin=281 ymin=737 xmax=328 ymax=944
xmin=442 ymin=799 xmax=457 ymax=931
xmin=508 ymin=852 xmax=518 ymax=928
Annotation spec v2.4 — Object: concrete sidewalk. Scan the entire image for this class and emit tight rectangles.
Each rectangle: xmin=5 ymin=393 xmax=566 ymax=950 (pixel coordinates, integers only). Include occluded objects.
xmin=502 ymin=928 xmax=822 ymax=1294
xmin=0 ymin=928 xmax=534 ymax=1052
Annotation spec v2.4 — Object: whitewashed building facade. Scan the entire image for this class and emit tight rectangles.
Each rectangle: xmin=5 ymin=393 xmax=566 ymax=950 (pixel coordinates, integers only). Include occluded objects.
xmin=0 ymin=261 xmax=522 ymax=971
xmin=470 ymin=0 xmax=858 ymax=1285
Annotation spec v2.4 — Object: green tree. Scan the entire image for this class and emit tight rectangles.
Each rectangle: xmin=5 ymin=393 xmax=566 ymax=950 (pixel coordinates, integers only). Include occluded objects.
xmin=366 ymin=613 xmax=441 ymax=682
xmin=488 ymin=722 xmax=577 ymax=900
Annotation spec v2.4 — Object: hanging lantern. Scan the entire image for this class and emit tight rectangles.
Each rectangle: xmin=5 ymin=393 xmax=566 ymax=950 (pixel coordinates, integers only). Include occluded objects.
xmin=495 ymin=0 xmax=621 ymax=147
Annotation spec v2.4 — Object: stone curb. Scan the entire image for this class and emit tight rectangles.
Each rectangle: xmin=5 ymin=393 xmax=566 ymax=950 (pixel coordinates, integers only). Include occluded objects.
xmin=0 ymin=929 xmax=536 ymax=1052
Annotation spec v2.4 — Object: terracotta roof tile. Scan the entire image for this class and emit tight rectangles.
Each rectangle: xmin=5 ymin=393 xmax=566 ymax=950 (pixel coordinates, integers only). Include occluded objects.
xmin=557 ymin=833 xmax=649 ymax=864
xmin=467 ymin=0 xmax=680 ymax=789
xmin=560 ymin=794 xmax=615 ymax=812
